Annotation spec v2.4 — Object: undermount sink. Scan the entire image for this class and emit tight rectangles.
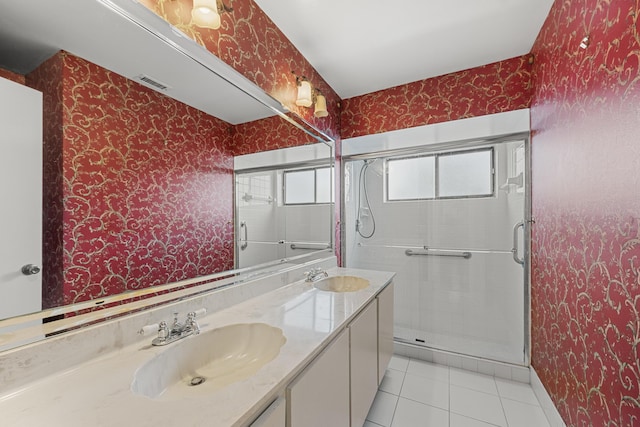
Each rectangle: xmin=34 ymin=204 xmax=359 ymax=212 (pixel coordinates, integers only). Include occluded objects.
xmin=313 ymin=275 xmax=370 ymax=292
xmin=131 ymin=323 xmax=286 ymax=399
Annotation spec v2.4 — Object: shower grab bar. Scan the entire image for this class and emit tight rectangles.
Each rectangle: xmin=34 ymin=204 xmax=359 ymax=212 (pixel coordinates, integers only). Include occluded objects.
xmin=511 ymin=221 xmax=525 ymax=265
xmin=356 ymin=243 xmax=512 ymax=254
xmin=290 ymin=243 xmax=331 ymax=250
xmin=240 ymin=221 xmax=248 ymax=250
xmin=241 ymin=193 xmax=274 ymax=204
xmin=405 ymin=247 xmax=472 ymax=259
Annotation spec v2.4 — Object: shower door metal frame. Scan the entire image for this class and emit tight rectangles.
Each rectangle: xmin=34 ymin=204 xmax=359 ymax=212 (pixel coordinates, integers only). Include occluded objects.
xmin=341 ymin=133 xmax=532 ymax=366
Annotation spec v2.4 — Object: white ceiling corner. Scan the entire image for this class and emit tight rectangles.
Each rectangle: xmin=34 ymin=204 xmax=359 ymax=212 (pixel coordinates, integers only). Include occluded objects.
xmin=253 ymin=0 xmax=555 ymax=99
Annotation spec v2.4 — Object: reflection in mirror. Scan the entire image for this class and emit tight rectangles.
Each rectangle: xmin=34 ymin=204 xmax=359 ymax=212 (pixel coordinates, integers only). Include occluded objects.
xmin=0 ymin=0 xmax=334 ymax=350
xmin=235 ymin=143 xmax=333 ymax=268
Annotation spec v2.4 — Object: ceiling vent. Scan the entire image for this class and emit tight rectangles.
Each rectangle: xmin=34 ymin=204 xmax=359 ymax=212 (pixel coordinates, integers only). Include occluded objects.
xmin=135 ymin=74 xmax=171 ymax=91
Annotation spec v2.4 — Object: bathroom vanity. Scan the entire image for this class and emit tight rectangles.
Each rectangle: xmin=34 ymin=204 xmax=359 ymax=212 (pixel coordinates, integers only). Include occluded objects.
xmin=0 ymin=263 xmax=394 ymax=427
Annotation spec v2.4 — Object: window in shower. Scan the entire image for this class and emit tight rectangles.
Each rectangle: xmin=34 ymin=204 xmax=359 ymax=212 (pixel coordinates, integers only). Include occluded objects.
xmin=386 ymin=147 xmax=494 ymax=201
xmin=284 ymin=166 xmax=334 ymax=205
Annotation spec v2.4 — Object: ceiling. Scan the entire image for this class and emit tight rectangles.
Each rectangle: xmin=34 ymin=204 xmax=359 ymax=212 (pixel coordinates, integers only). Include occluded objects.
xmin=0 ymin=0 xmax=555 ymax=116
xmin=254 ymin=0 xmax=555 ymax=99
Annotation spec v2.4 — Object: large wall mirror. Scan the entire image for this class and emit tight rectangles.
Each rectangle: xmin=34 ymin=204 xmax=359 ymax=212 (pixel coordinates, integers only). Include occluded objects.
xmin=0 ymin=0 xmax=334 ymax=350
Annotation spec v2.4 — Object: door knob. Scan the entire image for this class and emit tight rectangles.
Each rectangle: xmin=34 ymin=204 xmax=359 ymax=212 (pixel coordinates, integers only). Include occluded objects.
xmin=21 ymin=264 xmax=41 ymax=276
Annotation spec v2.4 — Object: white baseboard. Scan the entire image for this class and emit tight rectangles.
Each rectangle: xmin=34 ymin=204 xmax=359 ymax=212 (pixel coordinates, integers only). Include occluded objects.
xmin=393 ymin=341 xmax=530 ymax=383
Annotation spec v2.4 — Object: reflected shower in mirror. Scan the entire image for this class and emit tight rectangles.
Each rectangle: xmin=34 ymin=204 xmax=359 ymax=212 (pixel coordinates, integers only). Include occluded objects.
xmin=0 ymin=0 xmax=334 ymax=348
xmin=235 ymin=144 xmax=333 ymax=268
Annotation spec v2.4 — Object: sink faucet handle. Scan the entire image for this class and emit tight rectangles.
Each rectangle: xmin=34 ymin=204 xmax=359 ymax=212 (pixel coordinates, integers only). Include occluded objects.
xmin=138 ymin=323 xmax=160 ymax=336
xmin=186 ymin=310 xmax=205 ymax=335
xmin=192 ymin=308 xmax=207 ymax=317
xmin=157 ymin=321 xmax=170 ymax=340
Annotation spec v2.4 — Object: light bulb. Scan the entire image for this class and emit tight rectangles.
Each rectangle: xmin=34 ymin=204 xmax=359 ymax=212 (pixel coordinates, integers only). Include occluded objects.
xmin=296 ymin=80 xmax=313 ymax=107
xmin=192 ymin=0 xmax=221 ymax=29
xmin=314 ymin=94 xmax=328 ymax=117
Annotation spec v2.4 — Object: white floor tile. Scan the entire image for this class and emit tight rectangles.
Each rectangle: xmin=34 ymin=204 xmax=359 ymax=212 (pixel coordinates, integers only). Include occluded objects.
xmin=367 ymin=390 xmax=399 ymax=427
xmin=450 ymin=368 xmax=498 ymax=395
xmin=380 ymin=368 xmax=406 ymax=396
xmin=391 ymin=397 xmax=449 ymax=427
xmin=388 ymin=355 xmax=410 ymax=372
xmin=450 ymin=413 xmax=501 ymax=427
xmin=400 ymin=374 xmax=449 ymax=410
xmin=450 ymin=385 xmax=507 ymax=427
xmin=406 ymin=359 xmax=449 ymax=382
xmin=383 ymin=355 xmax=544 ymax=427
xmin=495 ymin=378 xmax=540 ymax=406
xmin=502 ymin=398 xmax=551 ymax=427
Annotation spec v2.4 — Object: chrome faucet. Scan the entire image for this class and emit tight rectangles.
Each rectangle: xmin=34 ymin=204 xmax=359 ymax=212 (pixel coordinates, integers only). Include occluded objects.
xmin=139 ymin=308 xmax=206 ymax=346
xmin=305 ymin=267 xmax=329 ymax=282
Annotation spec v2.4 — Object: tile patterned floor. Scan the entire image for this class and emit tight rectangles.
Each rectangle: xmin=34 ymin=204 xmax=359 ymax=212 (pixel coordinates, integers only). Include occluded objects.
xmin=365 ymin=355 xmax=551 ymax=427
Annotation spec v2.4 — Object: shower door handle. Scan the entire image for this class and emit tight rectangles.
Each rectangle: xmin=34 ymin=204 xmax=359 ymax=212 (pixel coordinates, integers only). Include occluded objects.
xmin=511 ymin=221 xmax=525 ymax=265
xmin=240 ymin=221 xmax=248 ymax=250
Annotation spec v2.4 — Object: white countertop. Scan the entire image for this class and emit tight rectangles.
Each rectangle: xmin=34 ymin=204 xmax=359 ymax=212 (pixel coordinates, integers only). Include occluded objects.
xmin=0 ymin=267 xmax=394 ymax=427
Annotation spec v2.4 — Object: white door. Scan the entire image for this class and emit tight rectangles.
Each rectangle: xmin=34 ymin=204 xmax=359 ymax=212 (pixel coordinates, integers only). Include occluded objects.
xmin=0 ymin=77 xmax=42 ymax=322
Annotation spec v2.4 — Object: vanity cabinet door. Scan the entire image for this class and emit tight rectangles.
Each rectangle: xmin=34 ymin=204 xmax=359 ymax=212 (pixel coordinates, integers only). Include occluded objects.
xmin=286 ymin=328 xmax=350 ymax=427
xmin=349 ymin=300 xmax=379 ymax=427
xmin=377 ymin=283 xmax=395 ymax=384
xmin=251 ymin=396 xmax=285 ymax=427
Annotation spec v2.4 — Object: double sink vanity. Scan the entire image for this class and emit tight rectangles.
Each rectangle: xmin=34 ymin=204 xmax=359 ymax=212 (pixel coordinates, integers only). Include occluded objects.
xmin=0 ymin=262 xmax=394 ymax=427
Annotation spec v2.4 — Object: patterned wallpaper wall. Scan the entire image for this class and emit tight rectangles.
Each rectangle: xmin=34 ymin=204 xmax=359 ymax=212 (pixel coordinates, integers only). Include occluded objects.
xmin=140 ymin=0 xmax=340 ymax=142
xmin=340 ymin=54 xmax=533 ymax=139
xmin=0 ymin=68 xmax=25 ymax=85
xmin=140 ymin=0 xmax=342 ymax=263
xmin=28 ymin=51 xmax=235 ymax=307
xmin=230 ymin=114 xmax=317 ymax=156
xmin=530 ymin=0 xmax=640 ymax=425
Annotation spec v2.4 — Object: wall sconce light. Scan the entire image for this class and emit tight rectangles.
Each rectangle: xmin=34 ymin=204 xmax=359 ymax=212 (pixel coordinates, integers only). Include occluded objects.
xmin=293 ymin=72 xmax=329 ymax=118
xmin=191 ymin=0 xmax=233 ymax=30
xmin=295 ymin=75 xmax=313 ymax=107
xmin=313 ymin=90 xmax=328 ymax=118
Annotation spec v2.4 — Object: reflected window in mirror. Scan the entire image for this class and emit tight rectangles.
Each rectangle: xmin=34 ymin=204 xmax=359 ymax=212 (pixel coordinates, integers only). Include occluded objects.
xmin=284 ymin=166 xmax=334 ymax=205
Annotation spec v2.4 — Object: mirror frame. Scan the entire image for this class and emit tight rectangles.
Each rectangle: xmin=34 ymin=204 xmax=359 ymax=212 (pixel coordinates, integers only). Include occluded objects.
xmin=0 ymin=0 xmax=335 ymax=345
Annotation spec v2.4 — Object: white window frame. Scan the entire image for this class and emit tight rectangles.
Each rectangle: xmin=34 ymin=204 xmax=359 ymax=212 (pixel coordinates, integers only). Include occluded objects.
xmin=385 ymin=147 xmax=495 ymax=201
xmin=283 ymin=166 xmax=334 ymax=205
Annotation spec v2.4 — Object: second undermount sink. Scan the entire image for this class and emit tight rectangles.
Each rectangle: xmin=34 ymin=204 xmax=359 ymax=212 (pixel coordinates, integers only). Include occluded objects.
xmin=131 ymin=323 xmax=286 ymax=399
xmin=313 ymin=275 xmax=370 ymax=292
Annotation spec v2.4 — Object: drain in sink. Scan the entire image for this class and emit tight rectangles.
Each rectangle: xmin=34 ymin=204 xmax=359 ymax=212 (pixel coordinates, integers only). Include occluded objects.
xmin=190 ymin=376 xmax=206 ymax=386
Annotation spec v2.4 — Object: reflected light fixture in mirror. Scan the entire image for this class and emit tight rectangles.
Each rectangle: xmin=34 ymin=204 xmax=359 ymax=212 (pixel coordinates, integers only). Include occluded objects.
xmin=191 ymin=0 xmax=233 ymax=29
xmin=295 ymin=77 xmax=313 ymax=107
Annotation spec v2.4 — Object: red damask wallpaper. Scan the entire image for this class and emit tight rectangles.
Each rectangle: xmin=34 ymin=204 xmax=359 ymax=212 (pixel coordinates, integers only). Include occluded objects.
xmin=28 ymin=51 xmax=235 ymax=307
xmin=230 ymin=114 xmax=316 ymax=156
xmin=141 ymin=0 xmax=342 ymax=263
xmin=340 ymin=55 xmax=533 ymax=139
xmin=139 ymin=0 xmax=340 ymax=142
xmin=0 ymin=68 xmax=25 ymax=85
xmin=530 ymin=0 xmax=640 ymax=425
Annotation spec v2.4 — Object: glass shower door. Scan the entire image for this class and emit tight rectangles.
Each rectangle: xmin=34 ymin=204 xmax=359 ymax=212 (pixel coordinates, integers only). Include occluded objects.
xmin=345 ymin=140 xmax=527 ymax=365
